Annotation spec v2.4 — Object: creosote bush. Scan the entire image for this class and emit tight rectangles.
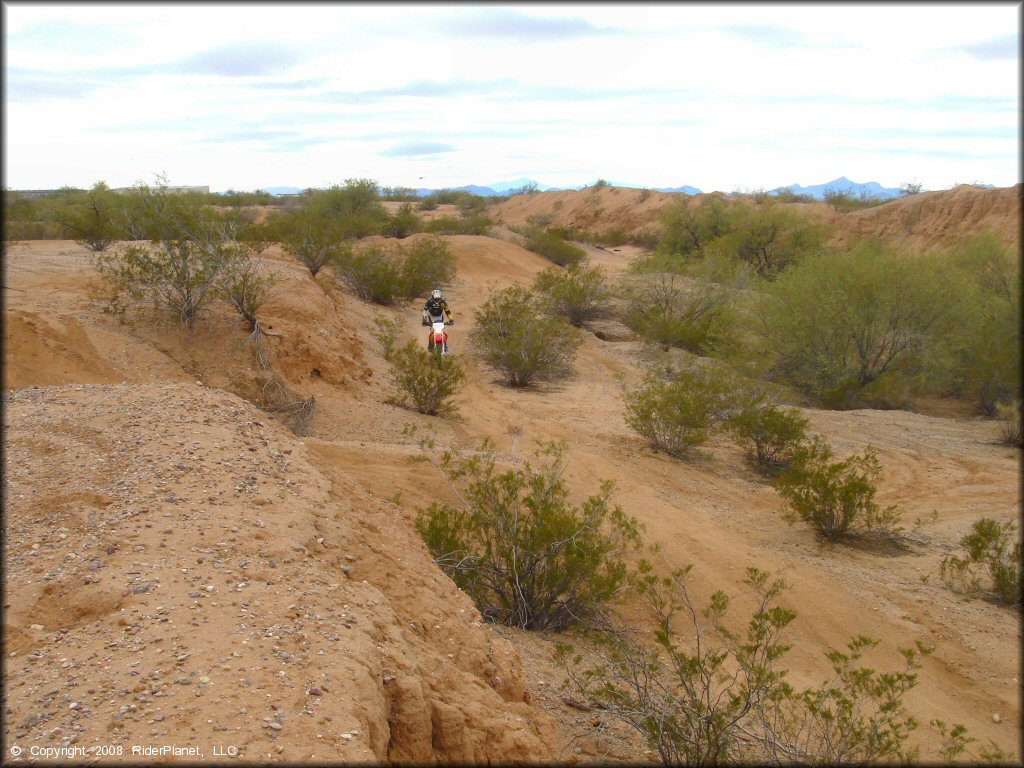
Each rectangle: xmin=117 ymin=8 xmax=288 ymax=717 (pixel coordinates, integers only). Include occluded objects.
xmin=334 ymin=237 xmax=455 ymax=304
xmin=773 ymin=436 xmax=902 ymax=540
xmin=727 ymin=400 xmax=809 ymax=475
xmin=940 ymin=518 xmax=1022 ymax=605
xmin=996 ymin=401 xmax=1022 ymax=447
xmin=416 ymin=440 xmax=642 ymax=630
xmin=471 ymin=284 xmax=582 ymax=387
xmin=561 ymin=565 xmax=958 ymax=765
xmin=523 ymin=229 xmax=587 ymax=267
xmin=624 ymin=365 xmax=732 ymax=457
xmin=531 ymin=260 xmax=610 ymax=327
xmin=374 ymin=317 xmax=465 ymax=416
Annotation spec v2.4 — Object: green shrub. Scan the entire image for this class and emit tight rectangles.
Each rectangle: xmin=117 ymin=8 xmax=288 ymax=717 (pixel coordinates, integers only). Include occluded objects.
xmin=279 ymin=212 xmax=349 ymax=277
xmin=621 ymin=267 xmax=738 ymax=354
xmin=657 ymin=196 xmax=731 ymax=260
xmin=384 ymin=340 xmax=465 ymax=416
xmin=823 ymin=187 xmax=889 ymax=212
xmin=532 ymin=260 xmax=609 ymax=326
xmin=757 ymin=242 xmax=960 ymax=407
xmin=996 ymin=401 xmax=1022 ymax=447
xmin=728 ymin=401 xmax=809 ymax=475
xmin=471 ymin=284 xmax=582 ymax=387
xmin=220 ymin=250 xmax=276 ymax=331
xmin=624 ymin=365 xmax=732 ymax=457
xmin=335 ymin=237 xmax=455 ymax=305
xmin=301 ymin=179 xmax=388 ymax=238
xmin=716 ymin=201 xmax=826 ymax=277
xmin=562 ymin=565 xmax=944 ymax=765
xmin=424 ymin=213 xmax=493 ymax=236
xmin=56 ymin=182 xmax=121 ymax=251
xmin=416 ymin=440 xmax=642 ymax=630
xmin=91 ymin=238 xmax=232 ymax=326
xmin=400 ymin=237 xmax=457 ymax=297
xmin=946 ymin=234 xmax=1020 ymax=415
xmin=523 ymin=229 xmax=587 ymax=267
xmin=941 ymin=518 xmax=1022 ymax=604
xmin=773 ymin=436 xmax=901 ymax=540
xmin=382 ymin=202 xmax=423 ymax=238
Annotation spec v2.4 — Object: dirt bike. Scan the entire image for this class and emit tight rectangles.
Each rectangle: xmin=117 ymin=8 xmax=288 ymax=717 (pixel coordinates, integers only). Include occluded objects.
xmin=426 ymin=318 xmax=451 ymax=355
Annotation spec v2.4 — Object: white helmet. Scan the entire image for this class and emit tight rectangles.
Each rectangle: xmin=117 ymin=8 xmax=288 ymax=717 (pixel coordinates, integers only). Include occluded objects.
xmin=431 ymin=289 xmax=442 ymax=299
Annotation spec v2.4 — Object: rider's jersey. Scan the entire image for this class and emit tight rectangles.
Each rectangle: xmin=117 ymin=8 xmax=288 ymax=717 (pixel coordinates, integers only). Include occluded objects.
xmin=424 ymin=296 xmax=452 ymax=320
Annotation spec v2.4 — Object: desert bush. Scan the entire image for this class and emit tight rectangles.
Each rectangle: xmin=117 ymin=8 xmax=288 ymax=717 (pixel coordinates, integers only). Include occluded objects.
xmin=532 ymin=260 xmax=610 ymax=326
xmin=471 ymin=284 xmax=582 ymax=387
xmin=657 ymin=196 xmax=731 ymax=260
xmin=302 ymin=178 xmax=388 ymax=238
xmin=334 ymin=236 xmax=455 ymax=305
xmin=756 ymin=242 xmax=959 ymax=407
xmin=380 ymin=185 xmax=420 ymax=202
xmin=523 ymin=229 xmax=587 ymax=267
xmin=399 ymin=237 xmax=457 ymax=297
xmin=941 ymin=518 xmax=1022 ymax=605
xmin=562 ymin=565 xmax=941 ymax=765
xmin=621 ymin=261 xmax=740 ymax=354
xmin=279 ymin=212 xmax=350 ymax=277
xmin=946 ymin=234 xmax=1020 ymax=415
xmin=823 ymin=187 xmax=888 ymax=212
xmin=416 ymin=440 xmax=642 ymax=630
xmin=92 ymin=238 xmax=232 ymax=326
xmin=220 ymin=249 xmax=276 ymax=331
xmin=717 ymin=201 xmax=825 ymax=277
xmin=727 ymin=400 xmax=810 ymax=475
xmin=384 ymin=339 xmax=465 ymax=416
xmin=996 ymin=401 xmax=1022 ymax=447
xmin=424 ymin=213 xmax=493 ymax=236
xmin=624 ymin=365 xmax=732 ymax=458
xmin=382 ymin=202 xmax=423 ymax=238
xmin=56 ymin=181 xmax=121 ymax=251
xmin=773 ymin=436 xmax=901 ymax=540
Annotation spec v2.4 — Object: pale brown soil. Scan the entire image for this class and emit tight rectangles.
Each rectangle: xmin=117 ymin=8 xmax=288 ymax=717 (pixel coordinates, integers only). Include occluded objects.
xmin=2 ymin=189 xmax=1021 ymax=764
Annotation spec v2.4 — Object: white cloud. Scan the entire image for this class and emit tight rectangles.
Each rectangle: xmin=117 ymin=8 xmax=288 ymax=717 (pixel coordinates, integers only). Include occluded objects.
xmin=3 ymin=3 xmax=1018 ymax=192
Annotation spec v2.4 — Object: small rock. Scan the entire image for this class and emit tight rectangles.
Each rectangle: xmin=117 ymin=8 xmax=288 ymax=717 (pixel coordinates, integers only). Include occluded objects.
xmin=308 ymin=688 xmax=322 ymax=696
xmin=198 ymin=676 xmax=210 ymax=684
xmin=69 ymin=702 xmax=80 ymax=711
xmin=30 ymin=624 xmax=44 ymax=631
xmin=992 ymin=713 xmax=1002 ymax=723
xmin=267 ymin=722 xmax=282 ymax=730
xmin=87 ymin=561 xmax=102 ymax=571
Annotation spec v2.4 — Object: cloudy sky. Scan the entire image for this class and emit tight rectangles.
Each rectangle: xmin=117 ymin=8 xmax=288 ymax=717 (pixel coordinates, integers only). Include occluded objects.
xmin=3 ymin=3 xmax=1019 ymax=193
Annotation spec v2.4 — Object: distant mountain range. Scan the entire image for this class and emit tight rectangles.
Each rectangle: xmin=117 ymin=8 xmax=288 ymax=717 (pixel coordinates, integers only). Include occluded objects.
xmin=258 ymin=177 xmax=991 ymax=200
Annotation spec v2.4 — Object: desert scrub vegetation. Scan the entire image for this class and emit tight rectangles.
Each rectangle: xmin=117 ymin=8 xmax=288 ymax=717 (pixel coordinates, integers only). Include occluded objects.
xmin=561 ymin=565 xmax=993 ymax=765
xmin=531 ymin=260 xmax=610 ymax=327
xmin=755 ymin=242 xmax=960 ymax=408
xmin=772 ymin=436 xmax=902 ymax=541
xmin=620 ymin=260 xmax=742 ymax=355
xmin=727 ymin=399 xmax=810 ymax=476
xmin=90 ymin=186 xmax=269 ymax=327
xmin=333 ymin=237 xmax=455 ymax=304
xmin=415 ymin=440 xmax=642 ymax=630
xmin=623 ymin=364 xmax=733 ymax=458
xmin=940 ymin=518 xmax=1022 ymax=605
xmin=522 ymin=227 xmax=587 ymax=267
xmin=373 ymin=316 xmax=465 ymax=416
xmin=653 ymin=196 xmax=823 ymax=277
xmin=944 ymin=233 xmax=1021 ymax=415
xmin=471 ymin=284 xmax=582 ymax=387
xmin=996 ymin=401 xmax=1022 ymax=447
xmin=822 ymin=187 xmax=889 ymax=212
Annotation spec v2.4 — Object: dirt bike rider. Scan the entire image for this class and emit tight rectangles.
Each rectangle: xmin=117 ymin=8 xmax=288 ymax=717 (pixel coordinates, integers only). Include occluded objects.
xmin=423 ymin=289 xmax=454 ymax=326
xmin=422 ymin=289 xmax=454 ymax=350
